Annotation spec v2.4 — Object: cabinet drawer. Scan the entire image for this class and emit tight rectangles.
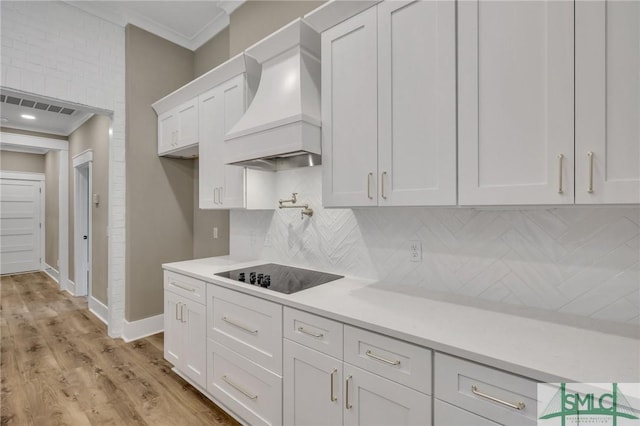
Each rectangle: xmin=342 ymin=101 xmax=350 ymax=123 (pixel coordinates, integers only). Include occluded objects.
xmin=435 ymin=353 xmax=538 ymax=426
xmin=164 ymin=271 xmax=206 ymax=304
xmin=208 ymin=285 xmax=282 ymax=374
xmin=207 ymin=339 xmax=282 ymax=426
xmin=344 ymin=325 xmax=432 ymax=394
xmin=283 ymin=307 xmax=343 ymax=359
xmin=434 ymin=399 xmax=501 ymax=426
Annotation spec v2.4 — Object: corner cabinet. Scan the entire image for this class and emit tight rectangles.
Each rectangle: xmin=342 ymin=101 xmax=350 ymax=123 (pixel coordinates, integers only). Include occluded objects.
xmin=321 ymin=1 xmax=457 ymax=207
xmin=157 ymin=97 xmax=199 ymax=158
xmin=575 ymin=0 xmax=640 ymax=204
xmin=457 ymin=0 xmax=575 ymax=205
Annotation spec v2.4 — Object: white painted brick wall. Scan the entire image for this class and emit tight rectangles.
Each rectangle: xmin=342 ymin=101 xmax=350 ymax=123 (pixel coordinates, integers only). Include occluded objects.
xmin=231 ymin=166 xmax=640 ymax=329
xmin=1 ymin=1 xmax=126 ymax=337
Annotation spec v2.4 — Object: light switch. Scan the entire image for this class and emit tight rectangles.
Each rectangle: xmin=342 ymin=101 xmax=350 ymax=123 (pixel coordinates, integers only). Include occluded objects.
xmin=92 ymin=193 xmax=100 ymax=206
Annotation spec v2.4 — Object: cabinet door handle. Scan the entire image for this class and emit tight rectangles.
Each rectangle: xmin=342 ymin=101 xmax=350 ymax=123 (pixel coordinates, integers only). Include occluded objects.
xmin=180 ymin=303 xmax=186 ymax=323
xmin=218 ymin=187 xmax=223 ymax=204
xmin=222 ymin=316 xmax=258 ymax=334
xmin=170 ymin=281 xmax=196 ymax=293
xmin=381 ymin=171 xmax=388 ymax=199
xmin=587 ymin=151 xmax=594 ymax=193
xmin=297 ymin=326 xmax=324 ymax=339
xmin=365 ymin=349 xmax=400 ymax=366
xmin=367 ymin=173 xmax=373 ymax=200
xmin=214 ymin=188 xmax=218 ymax=204
xmin=345 ymin=375 xmax=352 ymax=409
xmin=175 ymin=302 xmax=180 ymax=320
xmin=330 ymin=369 xmax=337 ymax=402
xmin=223 ymin=375 xmax=258 ymax=400
xmin=471 ymin=385 xmax=525 ymax=411
xmin=557 ymin=154 xmax=564 ymax=194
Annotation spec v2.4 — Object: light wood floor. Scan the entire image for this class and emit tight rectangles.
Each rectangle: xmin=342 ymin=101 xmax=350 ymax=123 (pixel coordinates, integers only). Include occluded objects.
xmin=1 ymin=272 xmax=239 ymax=425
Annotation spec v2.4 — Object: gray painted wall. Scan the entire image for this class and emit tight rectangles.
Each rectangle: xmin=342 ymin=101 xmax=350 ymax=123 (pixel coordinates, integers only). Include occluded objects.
xmin=0 ymin=151 xmax=45 ymax=173
xmin=125 ymin=25 xmax=195 ymax=321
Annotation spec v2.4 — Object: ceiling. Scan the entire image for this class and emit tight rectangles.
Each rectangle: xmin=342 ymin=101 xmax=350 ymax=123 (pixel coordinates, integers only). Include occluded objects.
xmin=0 ymin=89 xmax=95 ymax=137
xmin=64 ymin=1 xmax=245 ymax=51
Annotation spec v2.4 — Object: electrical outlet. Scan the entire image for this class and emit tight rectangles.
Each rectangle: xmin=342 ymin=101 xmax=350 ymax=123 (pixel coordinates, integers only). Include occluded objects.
xmin=250 ymin=230 xmax=257 ymax=246
xmin=213 ymin=227 xmax=218 ymax=239
xmin=264 ymin=233 xmax=272 ymax=247
xmin=409 ymin=240 xmax=422 ymax=262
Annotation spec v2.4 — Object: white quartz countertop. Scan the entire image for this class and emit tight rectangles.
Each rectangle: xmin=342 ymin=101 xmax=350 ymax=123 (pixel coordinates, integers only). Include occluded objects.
xmin=163 ymin=257 xmax=640 ymax=384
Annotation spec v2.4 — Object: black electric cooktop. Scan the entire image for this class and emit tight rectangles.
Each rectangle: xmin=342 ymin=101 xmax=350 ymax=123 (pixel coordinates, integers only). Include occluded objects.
xmin=215 ymin=263 xmax=343 ymax=294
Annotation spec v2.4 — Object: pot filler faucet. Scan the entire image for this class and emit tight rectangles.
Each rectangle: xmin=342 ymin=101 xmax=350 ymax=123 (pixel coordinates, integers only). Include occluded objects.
xmin=279 ymin=192 xmax=313 ymax=219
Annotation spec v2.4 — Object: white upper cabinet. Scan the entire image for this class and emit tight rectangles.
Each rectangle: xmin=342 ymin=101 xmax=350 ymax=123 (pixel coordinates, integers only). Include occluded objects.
xmin=322 ymin=7 xmax=378 ymax=207
xmin=199 ymin=73 xmax=276 ymax=210
xmin=377 ymin=0 xmax=456 ymax=206
xmin=321 ymin=1 xmax=456 ymax=207
xmin=458 ymin=1 xmax=574 ymax=205
xmin=576 ymin=1 xmax=640 ymax=204
xmin=158 ymin=97 xmax=199 ymax=157
xmin=199 ymin=75 xmax=246 ymax=209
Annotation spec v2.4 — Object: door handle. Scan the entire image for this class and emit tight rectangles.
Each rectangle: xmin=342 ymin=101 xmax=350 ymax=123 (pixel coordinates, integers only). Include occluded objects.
xmin=83 ymin=235 xmax=88 ymax=240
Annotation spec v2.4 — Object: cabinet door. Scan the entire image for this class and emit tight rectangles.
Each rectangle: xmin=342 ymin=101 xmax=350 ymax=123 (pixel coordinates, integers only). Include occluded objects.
xmin=434 ymin=400 xmax=500 ymax=426
xmin=322 ymin=7 xmax=378 ymax=207
xmin=343 ymin=364 xmax=431 ymax=426
xmin=183 ymin=299 xmax=207 ymax=389
xmin=458 ymin=1 xmax=574 ymax=205
xmin=220 ymin=75 xmax=247 ymax=208
xmin=283 ymin=340 xmax=343 ymax=426
xmin=576 ymin=1 xmax=640 ymax=204
xmin=378 ymin=0 xmax=456 ymax=206
xmin=158 ymin=110 xmax=178 ymax=155
xmin=176 ymin=97 xmax=198 ymax=148
xmin=163 ymin=290 xmax=183 ymax=367
xmin=198 ymin=87 xmax=224 ymax=209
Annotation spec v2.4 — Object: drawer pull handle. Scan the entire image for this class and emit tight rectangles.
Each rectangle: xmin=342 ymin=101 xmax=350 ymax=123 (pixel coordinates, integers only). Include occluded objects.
xmin=367 ymin=173 xmax=373 ymax=200
xmin=223 ymin=375 xmax=258 ymax=400
xmin=471 ymin=385 xmax=525 ymax=411
xmin=298 ymin=326 xmax=324 ymax=338
xmin=330 ymin=369 xmax=337 ymax=402
xmin=345 ymin=375 xmax=352 ymax=409
xmin=365 ymin=350 xmax=400 ymax=366
xmin=222 ymin=317 xmax=258 ymax=334
xmin=170 ymin=281 xmax=196 ymax=292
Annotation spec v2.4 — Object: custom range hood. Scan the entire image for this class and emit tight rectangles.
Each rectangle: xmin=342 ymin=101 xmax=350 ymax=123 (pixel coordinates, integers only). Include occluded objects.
xmin=224 ymin=19 xmax=321 ymax=171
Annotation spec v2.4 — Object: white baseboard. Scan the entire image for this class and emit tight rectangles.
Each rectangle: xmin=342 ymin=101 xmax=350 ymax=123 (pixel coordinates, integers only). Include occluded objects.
xmin=89 ymin=296 xmax=108 ymax=325
xmin=43 ymin=264 xmax=59 ymax=283
xmin=65 ymin=279 xmax=76 ymax=295
xmin=122 ymin=314 xmax=164 ymax=343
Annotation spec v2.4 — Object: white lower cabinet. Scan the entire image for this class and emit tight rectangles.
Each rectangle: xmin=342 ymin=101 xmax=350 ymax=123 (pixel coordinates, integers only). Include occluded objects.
xmin=283 ymin=339 xmax=343 ymax=426
xmin=434 ymin=353 xmax=538 ymax=426
xmin=208 ymin=339 xmax=282 ymax=426
xmin=434 ymin=399 xmax=500 ymax=426
xmin=162 ymin=271 xmax=542 ymax=426
xmin=163 ymin=289 xmax=207 ymax=389
xmin=283 ymin=307 xmax=432 ymax=426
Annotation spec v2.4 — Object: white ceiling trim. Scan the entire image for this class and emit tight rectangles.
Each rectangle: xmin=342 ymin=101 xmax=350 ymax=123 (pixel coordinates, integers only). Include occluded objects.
xmin=63 ymin=1 xmax=244 ymax=51
xmin=0 ymin=131 xmax=69 ymax=153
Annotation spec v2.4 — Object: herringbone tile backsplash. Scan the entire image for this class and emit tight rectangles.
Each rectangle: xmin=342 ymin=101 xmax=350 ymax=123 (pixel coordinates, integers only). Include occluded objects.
xmin=231 ymin=166 xmax=640 ymax=327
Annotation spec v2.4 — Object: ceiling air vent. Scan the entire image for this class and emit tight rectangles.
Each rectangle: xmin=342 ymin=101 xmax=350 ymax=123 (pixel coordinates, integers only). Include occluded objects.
xmin=0 ymin=95 xmax=76 ymax=116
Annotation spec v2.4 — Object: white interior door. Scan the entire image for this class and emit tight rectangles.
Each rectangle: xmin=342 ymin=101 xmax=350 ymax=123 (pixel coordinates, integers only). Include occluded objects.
xmin=0 ymin=175 xmax=44 ymax=275
xmin=74 ymin=162 xmax=91 ymax=296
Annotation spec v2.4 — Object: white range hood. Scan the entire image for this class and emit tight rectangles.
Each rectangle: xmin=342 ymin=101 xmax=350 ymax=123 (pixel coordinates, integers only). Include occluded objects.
xmin=224 ymin=19 xmax=321 ymax=171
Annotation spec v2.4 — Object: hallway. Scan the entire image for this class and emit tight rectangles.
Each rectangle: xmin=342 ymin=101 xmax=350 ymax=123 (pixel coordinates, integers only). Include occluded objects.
xmin=0 ymin=272 xmax=238 ymax=425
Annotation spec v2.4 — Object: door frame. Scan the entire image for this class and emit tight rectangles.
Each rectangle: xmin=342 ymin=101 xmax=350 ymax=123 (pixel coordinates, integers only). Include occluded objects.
xmin=0 ymin=171 xmax=46 ymax=273
xmin=73 ymin=149 xmax=93 ymax=297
